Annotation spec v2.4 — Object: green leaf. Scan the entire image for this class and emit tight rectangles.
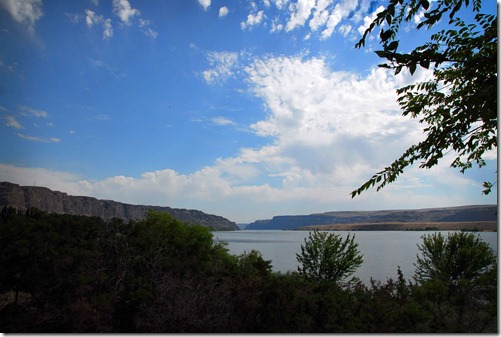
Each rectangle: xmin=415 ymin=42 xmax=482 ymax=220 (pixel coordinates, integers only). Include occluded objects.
xmin=380 ymin=29 xmax=393 ymax=42
xmin=409 ymin=63 xmax=417 ymax=75
xmin=352 ymin=0 xmax=497 ymax=196
xmin=387 ymin=40 xmax=399 ymax=51
xmin=420 ymin=59 xmax=430 ymax=69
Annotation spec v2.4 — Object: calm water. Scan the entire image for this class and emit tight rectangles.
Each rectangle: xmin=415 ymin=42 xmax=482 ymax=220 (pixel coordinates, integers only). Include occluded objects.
xmin=213 ymin=230 xmax=498 ymax=284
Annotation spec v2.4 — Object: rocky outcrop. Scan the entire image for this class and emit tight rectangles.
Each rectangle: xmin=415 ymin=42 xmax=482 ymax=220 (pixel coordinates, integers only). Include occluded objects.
xmin=246 ymin=205 xmax=498 ymax=230
xmin=0 ymin=182 xmax=238 ymax=231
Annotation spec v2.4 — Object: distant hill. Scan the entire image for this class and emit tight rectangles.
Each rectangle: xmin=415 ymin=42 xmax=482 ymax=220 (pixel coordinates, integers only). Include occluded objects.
xmin=0 ymin=182 xmax=238 ymax=231
xmin=246 ymin=205 xmax=498 ymax=230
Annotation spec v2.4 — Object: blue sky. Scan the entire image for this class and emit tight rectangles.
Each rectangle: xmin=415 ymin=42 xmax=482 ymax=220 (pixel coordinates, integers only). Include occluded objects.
xmin=0 ymin=0 xmax=497 ymax=223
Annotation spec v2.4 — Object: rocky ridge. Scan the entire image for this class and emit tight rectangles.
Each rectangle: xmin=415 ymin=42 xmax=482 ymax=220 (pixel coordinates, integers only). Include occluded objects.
xmin=0 ymin=182 xmax=238 ymax=231
xmin=246 ymin=205 xmax=498 ymax=230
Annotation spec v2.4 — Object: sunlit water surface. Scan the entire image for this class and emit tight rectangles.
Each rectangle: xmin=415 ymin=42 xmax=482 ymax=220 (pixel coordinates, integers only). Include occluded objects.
xmin=213 ymin=230 xmax=498 ymax=284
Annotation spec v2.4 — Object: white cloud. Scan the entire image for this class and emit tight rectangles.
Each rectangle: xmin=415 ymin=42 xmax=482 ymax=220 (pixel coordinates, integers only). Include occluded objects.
xmin=246 ymin=56 xmax=407 ymax=139
xmin=271 ymin=0 xmax=289 ymax=10
xmin=412 ymin=6 xmax=427 ymax=25
xmin=211 ymin=116 xmax=236 ymax=126
xmin=338 ymin=23 xmax=352 ymax=37
xmin=1 ymin=53 xmax=495 ymax=222
xmin=112 ymin=0 xmax=140 ymax=25
xmin=0 ymin=0 xmax=43 ymax=33
xmin=241 ymin=10 xmax=264 ymax=30
xmin=285 ymin=0 xmax=315 ymax=32
xmin=66 ymin=12 xmax=83 ymax=24
xmin=138 ymin=18 xmax=158 ymax=39
xmin=198 ymin=0 xmax=211 ymax=11
xmin=358 ymin=5 xmax=385 ymax=36
xmin=84 ymin=9 xmax=113 ymax=40
xmin=219 ymin=6 xmax=229 ymax=17
xmin=17 ymin=133 xmax=61 ymax=143
xmin=320 ymin=0 xmax=358 ymax=40
xmin=0 ymin=164 xmax=84 ymax=195
xmin=1 ymin=156 xmax=495 ymax=224
xmin=270 ymin=19 xmax=283 ymax=32
xmin=84 ymin=1 xmax=155 ymax=40
xmin=239 ymin=0 xmax=390 ymax=41
xmin=85 ymin=9 xmax=102 ymax=27
xmin=4 ymin=115 xmax=23 ymax=129
xmin=103 ymin=18 xmax=113 ymax=40
xmin=202 ymin=51 xmax=240 ymax=85
xmin=308 ymin=0 xmax=330 ymax=32
xmin=18 ymin=105 xmax=48 ymax=118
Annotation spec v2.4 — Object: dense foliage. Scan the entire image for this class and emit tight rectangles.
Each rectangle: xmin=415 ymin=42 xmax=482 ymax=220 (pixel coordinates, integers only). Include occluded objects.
xmin=296 ymin=231 xmax=363 ymax=284
xmin=0 ymin=207 xmax=497 ymax=332
xmin=352 ymin=0 xmax=497 ymax=197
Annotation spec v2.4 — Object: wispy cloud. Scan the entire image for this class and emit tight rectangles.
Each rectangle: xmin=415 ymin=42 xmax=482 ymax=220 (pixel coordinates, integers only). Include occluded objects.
xmin=65 ymin=12 xmax=83 ymax=24
xmin=138 ymin=19 xmax=158 ymax=39
xmin=89 ymin=59 xmax=124 ymax=78
xmin=93 ymin=114 xmax=110 ymax=121
xmin=4 ymin=115 xmax=23 ymax=129
xmin=2 ymin=54 xmax=493 ymax=223
xmin=0 ymin=0 xmax=43 ymax=34
xmin=17 ymin=133 xmax=61 ymax=143
xmin=84 ymin=9 xmax=113 ymax=40
xmin=211 ymin=116 xmax=236 ymax=126
xmin=18 ymin=105 xmax=48 ymax=118
xmin=202 ymin=51 xmax=240 ymax=85
xmin=82 ymin=0 xmax=156 ymax=40
xmin=103 ymin=18 xmax=113 ymax=40
xmin=285 ymin=0 xmax=316 ymax=32
xmin=357 ymin=5 xmax=385 ymax=36
xmin=232 ymin=0 xmax=388 ymax=41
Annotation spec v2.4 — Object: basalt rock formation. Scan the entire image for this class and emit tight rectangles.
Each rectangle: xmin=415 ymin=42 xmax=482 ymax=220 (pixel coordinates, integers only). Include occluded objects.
xmin=246 ymin=205 xmax=498 ymax=230
xmin=0 ymin=182 xmax=238 ymax=231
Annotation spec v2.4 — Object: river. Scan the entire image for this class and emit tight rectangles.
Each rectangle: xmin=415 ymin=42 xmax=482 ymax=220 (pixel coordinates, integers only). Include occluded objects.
xmin=213 ymin=230 xmax=498 ymax=285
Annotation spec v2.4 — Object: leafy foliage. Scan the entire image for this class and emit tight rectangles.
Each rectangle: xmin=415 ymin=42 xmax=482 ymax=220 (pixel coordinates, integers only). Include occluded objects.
xmin=414 ymin=231 xmax=496 ymax=284
xmin=352 ymin=0 xmax=497 ymax=197
xmin=0 ymin=208 xmax=496 ymax=332
xmin=296 ymin=231 xmax=363 ymax=284
xmin=412 ymin=231 xmax=497 ymax=332
xmin=236 ymin=250 xmax=273 ymax=276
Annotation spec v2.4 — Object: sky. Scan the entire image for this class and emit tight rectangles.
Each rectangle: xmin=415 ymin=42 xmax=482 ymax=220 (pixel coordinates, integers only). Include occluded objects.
xmin=0 ymin=0 xmax=497 ymax=223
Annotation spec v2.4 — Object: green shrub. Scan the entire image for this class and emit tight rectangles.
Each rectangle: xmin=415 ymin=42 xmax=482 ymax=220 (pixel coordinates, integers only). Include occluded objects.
xmin=296 ymin=231 xmax=363 ymax=284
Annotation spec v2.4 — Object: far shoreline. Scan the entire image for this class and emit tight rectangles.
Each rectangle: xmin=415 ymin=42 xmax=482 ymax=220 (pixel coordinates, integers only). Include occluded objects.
xmin=293 ymin=221 xmax=498 ymax=232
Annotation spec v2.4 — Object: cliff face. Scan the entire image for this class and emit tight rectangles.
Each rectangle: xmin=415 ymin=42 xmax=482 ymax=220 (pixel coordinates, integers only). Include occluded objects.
xmin=0 ymin=182 xmax=238 ymax=231
xmin=246 ymin=205 xmax=498 ymax=230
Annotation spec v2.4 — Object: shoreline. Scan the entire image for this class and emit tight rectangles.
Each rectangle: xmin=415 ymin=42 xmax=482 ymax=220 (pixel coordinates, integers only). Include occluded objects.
xmin=294 ymin=221 xmax=498 ymax=232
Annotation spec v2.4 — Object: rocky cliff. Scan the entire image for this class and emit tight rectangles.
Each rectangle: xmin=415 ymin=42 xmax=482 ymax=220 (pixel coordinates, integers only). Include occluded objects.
xmin=0 ymin=182 xmax=238 ymax=231
xmin=246 ymin=205 xmax=498 ymax=230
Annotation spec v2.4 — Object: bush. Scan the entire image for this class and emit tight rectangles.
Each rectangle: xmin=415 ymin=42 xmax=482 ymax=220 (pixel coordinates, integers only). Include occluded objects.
xmin=296 ymin=231 xmax=363 ymax=284
xmin=412 ymin=232 xmax=497 ymax=332
xmin=414 ymin=231 xmax=496 ymax=285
